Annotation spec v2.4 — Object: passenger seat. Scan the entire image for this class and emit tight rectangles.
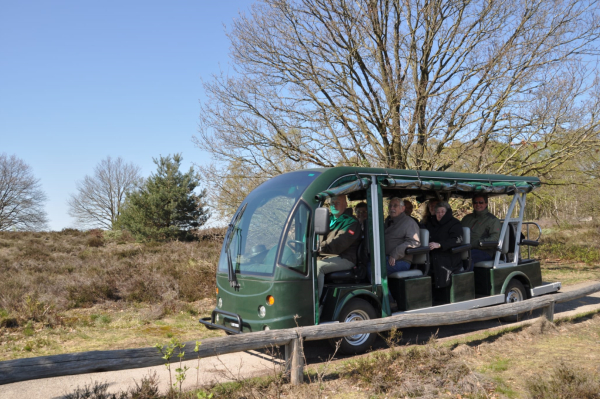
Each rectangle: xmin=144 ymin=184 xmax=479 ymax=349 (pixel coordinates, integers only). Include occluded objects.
xmin=388 ymin=229 xmax=430 ymax=279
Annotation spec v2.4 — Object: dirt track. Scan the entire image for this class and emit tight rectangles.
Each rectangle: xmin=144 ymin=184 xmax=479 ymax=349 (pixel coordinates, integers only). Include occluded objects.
xmin=1 ymin=281 xmax=599 ymax=399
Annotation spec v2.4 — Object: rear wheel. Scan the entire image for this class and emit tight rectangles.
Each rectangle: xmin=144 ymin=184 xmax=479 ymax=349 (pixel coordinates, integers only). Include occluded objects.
xmin=330 ymin=298 xmax=377 ymax=355
xmin=502 ymin=279 xmax=527 ymax=322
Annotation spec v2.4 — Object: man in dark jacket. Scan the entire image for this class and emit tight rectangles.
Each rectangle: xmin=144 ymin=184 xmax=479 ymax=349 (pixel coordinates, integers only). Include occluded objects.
xmin=461 ymin=195 xmax=501 ymax=266
xmin=426 ymin=202 xmax=464 ymax=288
xmin=317 ymin=195 xmax=361 ymax=298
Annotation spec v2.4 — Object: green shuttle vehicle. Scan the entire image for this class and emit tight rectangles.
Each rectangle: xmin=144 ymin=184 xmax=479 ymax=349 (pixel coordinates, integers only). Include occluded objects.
xmin=200 ymin=167 xmax=560 ymax=354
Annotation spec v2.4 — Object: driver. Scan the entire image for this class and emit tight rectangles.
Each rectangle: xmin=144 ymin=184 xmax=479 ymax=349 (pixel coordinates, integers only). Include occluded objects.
xmin=316 ymin=195 xmax=361 ymax=299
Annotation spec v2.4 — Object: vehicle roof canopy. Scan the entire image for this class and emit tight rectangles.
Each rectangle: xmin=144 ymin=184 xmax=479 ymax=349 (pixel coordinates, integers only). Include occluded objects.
xmin=310 ymin=167 xmax=541 ymax=202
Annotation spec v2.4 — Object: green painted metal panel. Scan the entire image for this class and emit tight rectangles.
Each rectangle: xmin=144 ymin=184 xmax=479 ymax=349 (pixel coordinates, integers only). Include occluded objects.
xmin=215 ymin=274 xmax=314 ymax=332
xmin=319 ymin=285 xmax=379 ymax=321
xmin=434 ymin=272 xmax=475 ymax=304
xmin=451 ymin=272 xmax=475 ymax=302
xmin=474 ymin=261 xmax=542 ymax=297
xmin=389 ymin=277 xmax=432 ymax=311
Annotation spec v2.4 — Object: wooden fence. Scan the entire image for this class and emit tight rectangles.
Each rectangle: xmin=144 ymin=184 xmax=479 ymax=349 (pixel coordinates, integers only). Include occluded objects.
xmin=1 ymin=282 xmax=600 ymax=386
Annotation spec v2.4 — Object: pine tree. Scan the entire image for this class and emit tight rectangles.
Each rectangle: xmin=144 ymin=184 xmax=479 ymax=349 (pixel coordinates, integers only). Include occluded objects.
xmin=117 ymin=154 xmax=209 ymax=240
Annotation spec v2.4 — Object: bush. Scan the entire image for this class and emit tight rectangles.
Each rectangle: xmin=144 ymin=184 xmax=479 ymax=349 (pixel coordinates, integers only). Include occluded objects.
xmin=526 ymin=362 xmax=600 ymax=399
xmin=86 ymin=229 xmax=105 ymax=247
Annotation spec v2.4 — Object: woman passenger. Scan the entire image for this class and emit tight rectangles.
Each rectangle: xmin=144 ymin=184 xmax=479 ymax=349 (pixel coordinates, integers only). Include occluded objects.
xmin=426 ymin=202 xmax=464 ymax=288
xmin=420 ymin=199 xmax=439 ymax=227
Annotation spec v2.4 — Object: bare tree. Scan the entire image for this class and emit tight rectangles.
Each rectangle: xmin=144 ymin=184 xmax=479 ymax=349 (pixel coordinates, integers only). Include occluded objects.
xmin=68 ymin=156 xmax=141 ymax=230
xmin=196 ymin=0 xmax=600 ymax=182
xmin=0 ymin=154 xmax=48 ymax=231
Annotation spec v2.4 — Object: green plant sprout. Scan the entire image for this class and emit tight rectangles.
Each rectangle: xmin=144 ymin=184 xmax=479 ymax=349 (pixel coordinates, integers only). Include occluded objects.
xmin=155 ymin=337 xmax=184 ymax=390
xmin=175 ymin=339 xmax=189 ymax=393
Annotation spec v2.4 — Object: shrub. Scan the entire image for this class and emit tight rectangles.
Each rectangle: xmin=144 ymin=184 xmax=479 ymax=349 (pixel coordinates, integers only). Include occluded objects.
xmin=526 ymin=362 xmax=600 ymax=399
xmin=87 ymin=229 xmax=105 ymax=248
xmin=62 ymin=373 xmax=160 ymax=399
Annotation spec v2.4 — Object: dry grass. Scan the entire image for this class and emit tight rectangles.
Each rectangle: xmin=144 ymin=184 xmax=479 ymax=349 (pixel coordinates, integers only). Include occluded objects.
xmin=52 ymin=311 xmax=600 ymax=398
xmin=0 ymin=299 xmax=225 ymax=361
xmin=339 ymin=336 xmax=495 ymax=398
xmin=534 ymin=221 xmax=600 ymax=284
xmin=0 ymin=228 xmax=225 ymax=360
xmin=461 ymin=314 xmax=600 ymax=398
xmin=0 ymin=229 xmax=224 ymax=325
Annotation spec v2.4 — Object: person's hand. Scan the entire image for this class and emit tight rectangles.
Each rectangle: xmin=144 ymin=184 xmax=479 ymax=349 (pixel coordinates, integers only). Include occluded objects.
xmin=429 ymin=242 xmax=441 ymax=250
xmin=388 ymin=256 xmax=396 ymax=266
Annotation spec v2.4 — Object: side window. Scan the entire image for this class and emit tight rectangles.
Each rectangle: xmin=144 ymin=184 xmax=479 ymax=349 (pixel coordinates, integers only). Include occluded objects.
xmin=279 ymin=202 xmax=310 ymax=274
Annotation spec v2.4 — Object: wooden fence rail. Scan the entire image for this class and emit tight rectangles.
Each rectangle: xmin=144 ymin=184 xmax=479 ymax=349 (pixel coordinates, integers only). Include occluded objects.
xmin=1 ymin=282 xmax=599 ymax=385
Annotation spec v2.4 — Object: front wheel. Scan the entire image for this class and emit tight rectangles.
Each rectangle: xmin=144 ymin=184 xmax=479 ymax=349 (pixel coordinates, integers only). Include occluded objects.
xmin=501 ymin=279 xmax=527 ymax=322
xmin=330 ymin=298 xmax=377 ymax=355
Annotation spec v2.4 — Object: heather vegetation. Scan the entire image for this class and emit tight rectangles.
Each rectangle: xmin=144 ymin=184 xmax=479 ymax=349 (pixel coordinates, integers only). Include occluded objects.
xmin=0 ymin=228 xmax=224 ymax=332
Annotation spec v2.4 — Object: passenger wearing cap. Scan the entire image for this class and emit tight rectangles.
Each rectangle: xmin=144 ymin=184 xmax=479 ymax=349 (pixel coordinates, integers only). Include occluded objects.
xmin=316 ymin=195 xmax=361 ymax=299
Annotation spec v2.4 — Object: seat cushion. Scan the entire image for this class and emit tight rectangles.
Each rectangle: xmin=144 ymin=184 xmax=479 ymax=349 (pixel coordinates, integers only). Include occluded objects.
xmin=388 ymin=269 xmax=423 ymax=279
xmin=324 ymin=270 xmax=355 ymax=283
xmin=474 ymin=260 xmax=505 ymax=268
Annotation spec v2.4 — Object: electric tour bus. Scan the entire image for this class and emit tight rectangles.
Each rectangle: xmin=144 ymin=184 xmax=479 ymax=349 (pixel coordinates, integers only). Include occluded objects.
xmin=200 ymin=167 xmax=561 ymax=354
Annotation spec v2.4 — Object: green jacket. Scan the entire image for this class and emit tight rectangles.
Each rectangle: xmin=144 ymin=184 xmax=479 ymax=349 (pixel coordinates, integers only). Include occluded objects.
xmin=461 ymin=209 xmax=501 ymax=256
xmin=319 ymin=213 xmax=361 ymax=265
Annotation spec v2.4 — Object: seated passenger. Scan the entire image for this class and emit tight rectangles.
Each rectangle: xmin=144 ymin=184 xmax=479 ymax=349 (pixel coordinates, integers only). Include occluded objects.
xmin=426 ymin=202 xmax=464 ymax=288
xmin=354 ymin=202 xmax=368 ymax=231
xmin=420 ymin=199 xmax=439 ymax=227
xmin=461 ymin=195 xmax=501 ymax=266
xmin=316 ymin=195 xmax=361 ymax=299
xmin=368 ymin=197 xmax=420 ymax=280
xmin=404 ymin=199 xmax=419 ymax=224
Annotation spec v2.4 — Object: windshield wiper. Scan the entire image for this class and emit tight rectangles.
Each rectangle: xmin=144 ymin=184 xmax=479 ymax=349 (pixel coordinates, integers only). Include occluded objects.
xmin=225 ymin=204 xmax=246 ymax=290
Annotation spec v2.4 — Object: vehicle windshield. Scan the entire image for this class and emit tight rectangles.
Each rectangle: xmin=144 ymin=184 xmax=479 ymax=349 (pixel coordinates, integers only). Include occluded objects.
xmin=218 ymin=171 xmax=320 ymax=277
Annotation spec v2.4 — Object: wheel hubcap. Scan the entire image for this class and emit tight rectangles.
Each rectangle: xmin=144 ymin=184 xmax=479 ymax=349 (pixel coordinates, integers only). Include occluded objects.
xmin=343 ymin=309 xmax=370 ymax=346
xmin=506 ymin=288 xmax=523 ymax=303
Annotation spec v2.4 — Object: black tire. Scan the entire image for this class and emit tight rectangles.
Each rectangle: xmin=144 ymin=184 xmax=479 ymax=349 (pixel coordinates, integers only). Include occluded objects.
xmin=501 ymin=279 xmax=527 ymax=322
xmin=329 ymin=298 xmax=377 ymax=355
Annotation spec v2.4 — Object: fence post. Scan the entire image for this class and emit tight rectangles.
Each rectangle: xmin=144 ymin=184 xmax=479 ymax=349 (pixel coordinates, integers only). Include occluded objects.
xmin=541 ymin=300 xmax=555 ymax=322
xmin=284 ymin=341 xmax=291 ymax=373
xmin=288 ymin=337 xmax=304 ymax=385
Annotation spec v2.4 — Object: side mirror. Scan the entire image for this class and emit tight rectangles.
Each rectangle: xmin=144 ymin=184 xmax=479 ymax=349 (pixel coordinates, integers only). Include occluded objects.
xmin=314 ymin=207 xmax=330 ymax=236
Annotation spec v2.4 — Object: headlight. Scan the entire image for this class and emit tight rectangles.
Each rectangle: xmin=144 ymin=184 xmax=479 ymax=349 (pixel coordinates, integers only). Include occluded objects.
xmin=218 ymin=297 xmax=223 ymax=308
xmin=258 ymin=305 xmax=266 ymax=318
xmin=264 ymin=326 xmax=270 ymax=331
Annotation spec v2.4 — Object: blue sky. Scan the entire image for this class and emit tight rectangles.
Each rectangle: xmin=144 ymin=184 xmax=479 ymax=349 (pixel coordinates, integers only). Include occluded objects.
xmin=0 ymin=0 xmax=252 ymax=230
